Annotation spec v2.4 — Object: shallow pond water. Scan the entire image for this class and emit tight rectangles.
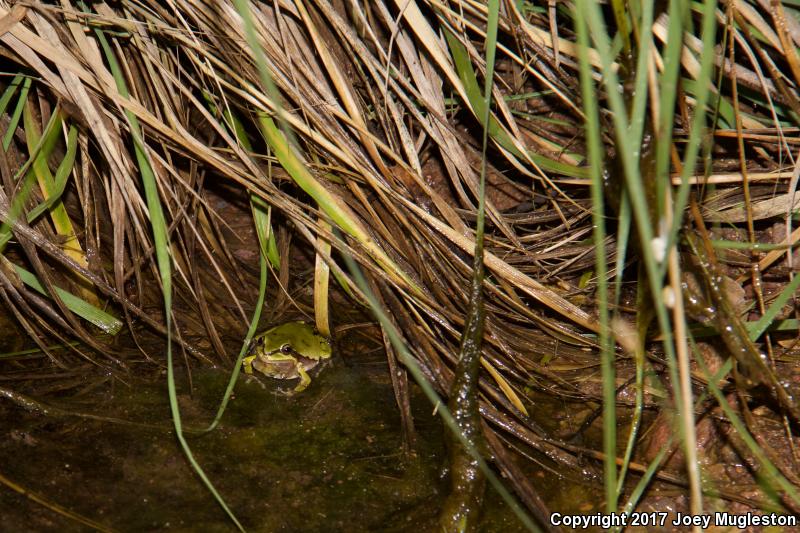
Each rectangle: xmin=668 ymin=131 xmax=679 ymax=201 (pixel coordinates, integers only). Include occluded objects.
xmin=0 ymin=359 xmax=533 ymax=532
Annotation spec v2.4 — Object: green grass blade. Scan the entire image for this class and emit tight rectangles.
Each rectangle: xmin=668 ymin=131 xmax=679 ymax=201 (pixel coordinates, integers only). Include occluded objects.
xmin=9 ymin=262 xmax=121 ymax=335
xmin=87 ymin=5 xmax=244 ymax=529
xmin=663 ymin=0 xmax=719 ymax=271
xmin=201 ymin=230 xmax=269 ymax=434
xmin=693 ymin=342 xmax=800 ymax=506
xmin=0 ymin=97 xmax=61 ymax=253
xmin=627 ymin=7 xmax=653 ymax=154
xmin=197 ymin=99 xmax=274 ymax=432
xmin=23 ymin=105 xmax=94 ymax=301
xmin=575 ymin=0 xmax=616 ymax=511
xmin=27 ymin=124 xmax=79 ymax=223
xmin=254 ymin=112 xmax=417 ymax=292
xmin=442 ymin=28 xmax=587 ymax=178
xmin=710 ymin=239 xmax=790 ymax=251
xmin=3 ymin=75 xmax=30 ymax=151
xmin=654 ymin=0 xmax=689 ymax=202
xmin=210 ymin=97 xmax=282 ymax=270
xmin=233 ymin=1 xmax=418 ymax=295
xmin=0 ymin=74 xmax=25 ymax=149
xmin=340 ymin=249 xmax=541 ymax=532
xmin=746 ymin=274 xmax=800 ymax=340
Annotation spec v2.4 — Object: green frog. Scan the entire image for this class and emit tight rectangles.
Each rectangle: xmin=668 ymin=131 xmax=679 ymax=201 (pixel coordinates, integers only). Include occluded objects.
xmin=242 ymin=321 xmax=332 ymax=393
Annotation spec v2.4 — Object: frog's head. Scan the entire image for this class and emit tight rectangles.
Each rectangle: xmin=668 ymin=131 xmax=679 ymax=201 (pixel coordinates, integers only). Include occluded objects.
xmin=255 ymin=321 xmax=332 ymax=362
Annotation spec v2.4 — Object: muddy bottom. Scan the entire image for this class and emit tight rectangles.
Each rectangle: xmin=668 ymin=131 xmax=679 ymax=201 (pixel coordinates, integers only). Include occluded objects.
xmin=0 ymin=359 xmax=530 ymax=532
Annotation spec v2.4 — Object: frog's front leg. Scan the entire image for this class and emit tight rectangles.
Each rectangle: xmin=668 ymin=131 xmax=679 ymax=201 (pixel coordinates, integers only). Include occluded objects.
xmin=242 ymin=354 xmax=256 ymax=374
xmin=293 ymin=363 xmax=312 ymax=393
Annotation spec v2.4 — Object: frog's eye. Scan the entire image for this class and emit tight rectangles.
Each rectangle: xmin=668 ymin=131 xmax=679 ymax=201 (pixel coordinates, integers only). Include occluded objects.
xmin=280 ymin=343 xmax=292 ymax=354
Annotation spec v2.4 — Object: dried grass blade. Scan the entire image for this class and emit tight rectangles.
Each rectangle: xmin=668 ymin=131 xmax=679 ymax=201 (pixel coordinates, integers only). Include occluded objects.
xmin=405 ymin=198 xmax=597 ymax=333
xmin=314 ymin=217 xmax=332 ymax=337
xmin=0 ymin=468 xmax=116 ymax=533
xmin=480 ymin=358 xmax=528 ymax=417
